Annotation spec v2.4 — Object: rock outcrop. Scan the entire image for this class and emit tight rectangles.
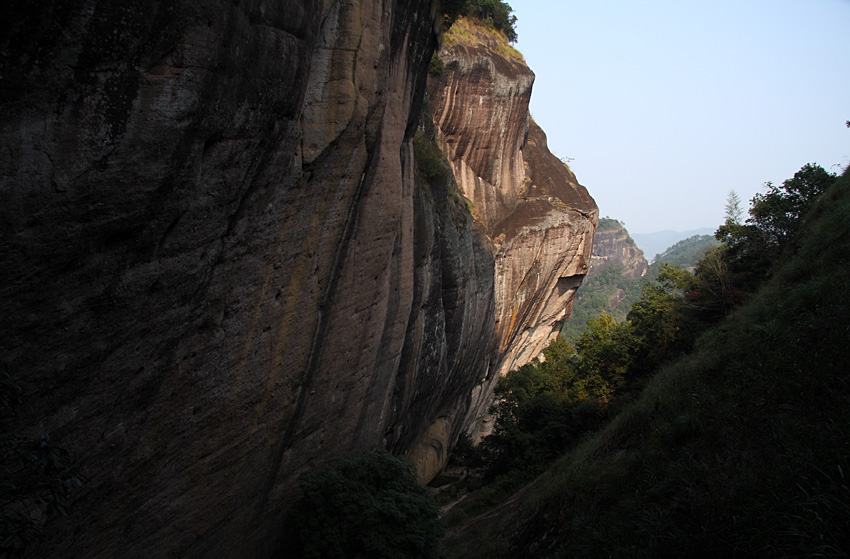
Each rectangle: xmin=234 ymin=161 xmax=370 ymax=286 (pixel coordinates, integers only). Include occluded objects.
xmin=589 ymin=219 xmax=649 ymax=279
xmin=0 ymin=5 xmax=594 ymax=558
xmin=428 ymin=19 xmax=597 ymax=436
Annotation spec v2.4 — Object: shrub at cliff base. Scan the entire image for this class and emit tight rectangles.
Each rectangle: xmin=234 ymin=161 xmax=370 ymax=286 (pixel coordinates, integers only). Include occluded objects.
xmin=280 ymin=449 xmax=442 ymax=559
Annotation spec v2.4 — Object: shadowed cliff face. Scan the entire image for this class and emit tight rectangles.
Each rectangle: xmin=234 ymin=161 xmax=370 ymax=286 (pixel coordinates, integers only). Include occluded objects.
xmin=0 ymin=1 xmax=497 ymax=557
xmin=428 ymin=21 xmax=598 ymax=436
xmin=0 ymin=4 xmax=595 ymax=557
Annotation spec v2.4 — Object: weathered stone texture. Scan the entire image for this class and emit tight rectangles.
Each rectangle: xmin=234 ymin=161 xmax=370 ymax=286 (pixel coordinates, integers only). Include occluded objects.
xmin=428 ymin=22 xmax=598 ymax=436
xmin=590 ymin=224 xmax=649 ymax=279
xmin=0 ymin=1 xmax=493 ymax=557
xmin=0 ymin=5 xmax=595 ymax=558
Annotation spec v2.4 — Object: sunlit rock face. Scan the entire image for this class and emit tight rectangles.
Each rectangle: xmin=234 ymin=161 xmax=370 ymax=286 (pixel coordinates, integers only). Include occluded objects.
xmin=428 ymin=20 xmax=598 ymax=437
xmin=0 ymin=1 xmax=499 ymax=557
xmin=590 ymin=221 xmax=649 ymax=279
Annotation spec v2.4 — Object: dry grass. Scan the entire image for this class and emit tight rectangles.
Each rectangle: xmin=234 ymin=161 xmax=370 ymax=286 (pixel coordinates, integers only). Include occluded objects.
xmin=443 ymin=17 xmax=524 ymax=62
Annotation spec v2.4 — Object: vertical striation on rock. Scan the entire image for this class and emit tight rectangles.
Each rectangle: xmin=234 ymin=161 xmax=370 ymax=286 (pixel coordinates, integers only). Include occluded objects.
xmin=0 ymin=1 xmax=481 ymax=557
xmin=0 ymin=5 xmax=595 ymax=559
xmin=427 ymin=18 xmax=598 ymax=437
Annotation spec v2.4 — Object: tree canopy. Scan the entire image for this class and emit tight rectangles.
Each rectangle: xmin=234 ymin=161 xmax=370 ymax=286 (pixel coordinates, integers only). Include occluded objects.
xmin=281 ymin=450 xmax=442 ymax=559
xmin=716 ymin=163 xmax=837 ymax=291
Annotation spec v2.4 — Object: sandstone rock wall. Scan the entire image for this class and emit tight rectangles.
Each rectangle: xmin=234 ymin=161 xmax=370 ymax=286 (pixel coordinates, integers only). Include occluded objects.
xmin=0 ymin=5 xmax=596 ymax=558
xmin=428 ymin=20 xmax=598 ymax=437
xmin=1 ymin=1 xmax=494 ymax=557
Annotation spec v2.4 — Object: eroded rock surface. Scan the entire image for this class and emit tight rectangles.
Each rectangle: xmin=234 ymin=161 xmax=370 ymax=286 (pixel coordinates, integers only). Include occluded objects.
xmin=590 ymin=221 xmax=649 ymax=279
xmin=0 ymin=6 xmax=595 ymax=558
xmin=428 ymin=20 xmax=598 ymax=437
xmin=0 ymin=1 xmax=490 ymax=557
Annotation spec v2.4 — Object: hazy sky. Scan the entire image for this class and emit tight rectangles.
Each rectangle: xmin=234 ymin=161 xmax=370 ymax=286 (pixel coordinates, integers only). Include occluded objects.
xmin=509 ymin=0 xmax=850 ymax=233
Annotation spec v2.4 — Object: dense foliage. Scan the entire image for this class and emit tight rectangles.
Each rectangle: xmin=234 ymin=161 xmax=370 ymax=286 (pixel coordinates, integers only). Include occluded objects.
xmin=442 ymin=0 xmax=518 ymax=42
xmin=482 ymin=330 xmax=621 ymax=481
xmin=413 ymin=129 xmax=450 ymax=182
xmin=560 ymin=265 xmax=643 ymax=341
xmin=484 ymin=165 xmax=839 ymax=487
xmin=445 ymin=163 xmax=850 ymax=558
xmin=562 ymin=227 xmax=716 ymax=344
xmin=480 ymin=264 xmax=699 ymax=489
xmin=560 ymin=219 xmax=644 ymax=342
xmin=281 ymin=450 xmax=442 ymax=559
xmin=716 ymin=163 xmax=837 ymax=291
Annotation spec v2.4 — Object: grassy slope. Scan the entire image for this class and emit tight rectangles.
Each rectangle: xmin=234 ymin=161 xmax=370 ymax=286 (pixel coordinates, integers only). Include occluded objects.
xmin=445 ymin=169 xmax=850 ymax=558
xmin=443 ymin=16 xmax=524 ymax=62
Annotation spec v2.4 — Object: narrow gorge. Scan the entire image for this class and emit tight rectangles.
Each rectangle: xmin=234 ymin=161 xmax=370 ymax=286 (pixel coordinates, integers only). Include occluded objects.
xmin=0 ymin=2 xmax=596 ymax=557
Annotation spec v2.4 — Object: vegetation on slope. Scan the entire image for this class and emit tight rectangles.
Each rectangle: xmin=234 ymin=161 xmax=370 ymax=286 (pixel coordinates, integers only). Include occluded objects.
xmin=562 ymin=223 xmax=716 ymax=344
xmin=280 ymin=450 xmax=442 ymax=559
xmin=444 ymin=163 xmax=849 ymax=558
xmin=560 ymin=266 xmax=643 ymax=341
xmin=441 ymin=0 xmax=518 ymax=43
xmin=430 ymin=0 xmax=522 ymax=75
xmin=645 ymin=234 xmax=719 ymax=277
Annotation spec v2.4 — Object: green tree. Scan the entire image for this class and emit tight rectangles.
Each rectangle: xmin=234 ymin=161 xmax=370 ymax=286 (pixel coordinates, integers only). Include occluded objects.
xmin=572 ymin=314 xmax=636 ymax=401
xmin=686 ymin=244 xmax=748 ymax=319
xmin=716 ymin=163 xmax=836 ymax=292
xmin=484 ymin=323 xmax=640 ymax=481
xmin=440 ymin=0 xmax=469 ymax=28
xmin=749 ymin=163 xmax=835 ymax=246
xmin=282 ymin=450 xmax=442 ymax=559
xmin=627 ymin=265 xmax=695 ymax=374
xmin=442 ymin=0 xmax=518 ymax=42
xmin=724 ymin=189 xmax=743 ymax=225
xmin=481 ymin=263 xmax=719 ymax=486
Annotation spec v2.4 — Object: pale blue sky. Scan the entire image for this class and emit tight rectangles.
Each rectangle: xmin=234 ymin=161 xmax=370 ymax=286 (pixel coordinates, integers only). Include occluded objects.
xmin=510 ymin=0 xmax=850 ymax=233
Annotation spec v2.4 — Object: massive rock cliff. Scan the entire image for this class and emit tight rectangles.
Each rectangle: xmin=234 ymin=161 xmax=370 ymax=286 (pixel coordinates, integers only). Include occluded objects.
xmin=0 ymin=5 xmax=594 ymax=558
xmin=427 ymin=19 xmax=597 ymax=436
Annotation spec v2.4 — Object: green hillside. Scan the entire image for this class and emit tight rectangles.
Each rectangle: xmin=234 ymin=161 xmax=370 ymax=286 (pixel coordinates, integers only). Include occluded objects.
xmin=560 ymin=265 xmax=643 ymax=341
xmin=645 ymin=234 xmax=719 ymax=276
xmin=444 ymin=164 xmax=850 ymax=558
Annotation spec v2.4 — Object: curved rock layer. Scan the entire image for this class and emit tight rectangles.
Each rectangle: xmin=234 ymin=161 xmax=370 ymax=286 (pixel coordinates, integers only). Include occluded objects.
xmin=428 ymin=21 xmax=598 ymax=435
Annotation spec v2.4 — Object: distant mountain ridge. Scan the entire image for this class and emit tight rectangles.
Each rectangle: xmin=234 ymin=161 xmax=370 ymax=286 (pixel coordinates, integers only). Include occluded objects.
xmin=646 ymin=234 xmax=720 ymax=277
xmin=631 ymin=228 xmax=715 ymax=261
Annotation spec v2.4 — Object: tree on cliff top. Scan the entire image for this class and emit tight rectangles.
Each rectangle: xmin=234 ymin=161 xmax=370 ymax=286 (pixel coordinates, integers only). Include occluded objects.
xmin=442 ymin=0 xmax=518 ymax=42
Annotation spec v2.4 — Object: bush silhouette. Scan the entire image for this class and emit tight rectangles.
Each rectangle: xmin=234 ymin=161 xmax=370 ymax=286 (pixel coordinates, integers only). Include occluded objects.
xmin=281 ymin=449 xmax=442 ymax=559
